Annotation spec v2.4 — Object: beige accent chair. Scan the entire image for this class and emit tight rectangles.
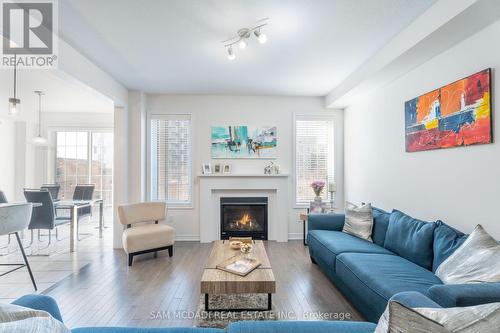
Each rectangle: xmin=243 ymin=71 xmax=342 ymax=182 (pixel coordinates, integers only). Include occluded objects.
xmin=118 ymin=202 xmax=174 ymax=266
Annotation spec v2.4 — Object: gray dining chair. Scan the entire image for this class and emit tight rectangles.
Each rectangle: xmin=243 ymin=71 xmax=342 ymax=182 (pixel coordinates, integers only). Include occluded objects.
xmin=0 ymin=203 xmax=37 ymax=290
xmin=73 ymin=184 xmax=95 ymax=217
xmin=0 ymin=191 xmax=7 ymax=204
xmin=40 ymin=184 xmax=60 ymax=202
xmin=24 ymin=189 xmax=71 ymax=245
xmin=0 ymin=191 xmax=12 ymax=251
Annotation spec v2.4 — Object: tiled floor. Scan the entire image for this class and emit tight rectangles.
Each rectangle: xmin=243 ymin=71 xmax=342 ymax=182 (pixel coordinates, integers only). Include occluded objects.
xmin=0 ymin=211 xmax=113 ymax=302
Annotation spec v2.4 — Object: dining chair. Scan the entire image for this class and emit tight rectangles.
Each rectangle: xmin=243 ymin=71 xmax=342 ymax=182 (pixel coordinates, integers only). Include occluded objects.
xmin=0 ymin=191 xmax=12 ymax=251
xmin=0 ymin=203 xmax=37 ymax=290
xmin=73 ymin=184 xmax=95 ymax=217
xmin=0 ymin=190 xmax=7 ymax=204
xmin=40 ymin=184 xmax=60 ymax=202
xmin=24 ymin=189 xmax=71 ymax=246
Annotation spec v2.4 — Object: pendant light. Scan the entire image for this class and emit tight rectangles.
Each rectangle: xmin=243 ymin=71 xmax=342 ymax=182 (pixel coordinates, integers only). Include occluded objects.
xmin=8 ymin=55 xmax=20 ymax=115
xmin=33 ymin=91 xmax=48 ymax=146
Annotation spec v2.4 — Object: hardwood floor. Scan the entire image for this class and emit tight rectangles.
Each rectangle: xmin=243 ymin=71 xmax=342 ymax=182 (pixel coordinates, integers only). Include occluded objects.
xmin=43 ymin=240 xmax=363 ymax=328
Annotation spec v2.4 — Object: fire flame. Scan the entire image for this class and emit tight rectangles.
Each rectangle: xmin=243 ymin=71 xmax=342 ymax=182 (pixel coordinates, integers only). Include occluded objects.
xmin=237 ymin=213 xmax=252 ymax=226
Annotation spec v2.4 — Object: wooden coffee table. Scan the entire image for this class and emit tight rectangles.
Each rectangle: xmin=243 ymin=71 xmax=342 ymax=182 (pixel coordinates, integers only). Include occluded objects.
xmin=201 ymin=240 xmax=276 ymax=311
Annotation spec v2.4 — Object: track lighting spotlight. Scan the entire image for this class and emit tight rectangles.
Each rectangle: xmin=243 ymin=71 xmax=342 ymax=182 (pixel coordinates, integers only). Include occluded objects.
xmin=227 ymin=46 xmax=235 ymax=60
xmin=239 ymin=39 xmax=247 ymax=49
xmin=254 ymin=30 xmax=267 ymax=44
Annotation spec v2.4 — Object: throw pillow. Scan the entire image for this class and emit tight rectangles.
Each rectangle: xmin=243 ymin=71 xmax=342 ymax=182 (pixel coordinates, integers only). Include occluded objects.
xmin=436 ymin=224 xmax=500 ymax=284
xmin=0 ymin=302 xmax=70 ymax=333
xmin=432 ymin=221 xmax=468 ymax=272
xmin=342 ymin=202 xmax=373 ymax=242
xmin=375 ymin=299 xmax=500 ymax=333
xmin=383 ymin=210 xmax=436 ymax=270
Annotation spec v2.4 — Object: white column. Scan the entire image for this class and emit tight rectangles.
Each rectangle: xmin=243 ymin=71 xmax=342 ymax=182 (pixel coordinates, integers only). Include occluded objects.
xmin=113 ymin=106 xmax=129 ymax=248
xmin=127 ymin=91 xmax=147 ymax=203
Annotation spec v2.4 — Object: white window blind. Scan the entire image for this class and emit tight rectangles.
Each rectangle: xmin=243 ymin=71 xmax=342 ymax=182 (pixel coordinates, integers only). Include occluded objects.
xmin=150 ymin=114 xmax=192 ymax=205
xmin=295 ymin=116 xmax=335 ymax=205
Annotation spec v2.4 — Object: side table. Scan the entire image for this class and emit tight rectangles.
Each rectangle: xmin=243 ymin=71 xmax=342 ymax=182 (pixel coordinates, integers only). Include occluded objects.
xmin=298 ymin=208 xmax=309 ymax=246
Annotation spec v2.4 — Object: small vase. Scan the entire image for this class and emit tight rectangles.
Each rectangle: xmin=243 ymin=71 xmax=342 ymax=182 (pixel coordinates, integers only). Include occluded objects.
xmin=314 ymin=196 xmax=322 ymax=203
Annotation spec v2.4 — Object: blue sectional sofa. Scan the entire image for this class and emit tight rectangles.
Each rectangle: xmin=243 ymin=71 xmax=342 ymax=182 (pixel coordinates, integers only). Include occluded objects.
xmin=307 ymin=208 xmax=500 ymax=322
xmin=11 ymin=292 xmax=442 ymax=333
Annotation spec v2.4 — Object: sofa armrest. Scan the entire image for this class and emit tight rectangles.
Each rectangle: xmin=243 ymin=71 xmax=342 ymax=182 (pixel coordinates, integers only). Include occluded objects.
xmin=390 ymin=291 xmax=442 ymax=309
xmin=11 ymin=294 xmax=63 ymax=323
xmin=427 ymin=282 xmax=500 ymax=308
xmin=308 ymin=213 xmax=345 ymax=232
xmin=228 ymin=321 xmax=376 ymax=333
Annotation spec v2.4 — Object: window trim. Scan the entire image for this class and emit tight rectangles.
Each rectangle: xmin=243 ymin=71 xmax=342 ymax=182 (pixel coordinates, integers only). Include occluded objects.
xmin=51 ymin=128 xmax=114 ymax=206
xmin=292 ymin=113 xmax=336 ymax=208
xmin=146 ymin=112 xmax=194 ymax=208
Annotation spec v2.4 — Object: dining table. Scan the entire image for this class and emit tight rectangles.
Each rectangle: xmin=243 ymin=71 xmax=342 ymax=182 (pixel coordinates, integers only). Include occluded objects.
xmin=54 ymin=199 xmax=104 ymax=252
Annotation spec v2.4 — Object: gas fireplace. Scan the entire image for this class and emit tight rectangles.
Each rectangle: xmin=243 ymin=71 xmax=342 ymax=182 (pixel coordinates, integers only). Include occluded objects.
xmin=220 ymin=197 xmax=268 ymax=240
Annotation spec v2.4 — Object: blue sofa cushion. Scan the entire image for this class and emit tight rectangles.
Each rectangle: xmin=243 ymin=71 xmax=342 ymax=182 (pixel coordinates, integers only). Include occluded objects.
xmin=432 ymin=221 xmax=468 ymax=272
xmin=72 ymin=328 xmax=223 ymax=333
xmin=308 ymin=230 xmax=394 ymax=269
xmin=228 ymin=320 xmax=376 ymax=333
xmin=383 ymin=210 xmax=436 ymax=270
xmin=12 ymin=294 xmax=64 ymax=323
xmin=335 ymin=253 xmax=442 ymax=319
xmin=372 ymin=207 xmax=390 ymax=247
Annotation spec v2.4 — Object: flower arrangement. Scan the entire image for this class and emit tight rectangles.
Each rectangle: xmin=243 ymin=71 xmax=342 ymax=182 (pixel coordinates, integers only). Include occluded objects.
xmin=311 ymin=180 xmax=326 ymax=197
xmin=240 ymin=243 xmax=253 ymax=258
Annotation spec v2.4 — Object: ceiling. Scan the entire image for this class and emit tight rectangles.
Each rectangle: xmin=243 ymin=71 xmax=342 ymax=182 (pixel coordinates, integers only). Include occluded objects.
xmin=0 ymin=69 xmax=113 ymax=119
xmin=58 ymin=0 xmax=436 ymax=96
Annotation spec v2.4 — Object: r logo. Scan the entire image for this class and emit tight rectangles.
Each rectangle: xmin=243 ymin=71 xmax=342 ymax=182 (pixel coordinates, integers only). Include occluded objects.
xmin=2 ymin=1 xmax=53 ymax=54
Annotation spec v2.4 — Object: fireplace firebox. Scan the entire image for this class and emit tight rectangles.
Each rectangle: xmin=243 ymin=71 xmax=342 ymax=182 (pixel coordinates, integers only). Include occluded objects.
xmin=220 ymin=197 xmax=268 ymax=240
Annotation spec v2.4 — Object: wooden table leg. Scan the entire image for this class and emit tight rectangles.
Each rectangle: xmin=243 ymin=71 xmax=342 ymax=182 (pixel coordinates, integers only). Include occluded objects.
xmin=70 ymin=205 xmax=78 ymax=252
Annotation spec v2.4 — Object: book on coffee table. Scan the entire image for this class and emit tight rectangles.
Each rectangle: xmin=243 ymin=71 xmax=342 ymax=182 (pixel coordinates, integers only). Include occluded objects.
xmin=216 ymin=255 xmax=261 ymax=277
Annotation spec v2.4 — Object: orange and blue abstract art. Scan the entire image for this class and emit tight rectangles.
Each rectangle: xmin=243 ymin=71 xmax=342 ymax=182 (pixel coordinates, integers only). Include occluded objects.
xmin=405 ymin=69 xmax=492 ymax=152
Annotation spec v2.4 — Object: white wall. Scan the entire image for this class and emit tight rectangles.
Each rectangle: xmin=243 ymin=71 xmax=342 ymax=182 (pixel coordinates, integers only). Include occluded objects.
xmin=344 ymin=19 xmax=500 ymax=238
xmin=146 ymin=95 xmax=344 ymax=241
xmin=0 ymin=117 xmax=16 ymax=200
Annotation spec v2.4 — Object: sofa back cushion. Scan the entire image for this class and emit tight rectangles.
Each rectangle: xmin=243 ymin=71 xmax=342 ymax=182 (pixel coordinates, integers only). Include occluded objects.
xmin=384 ymin=210 xmax=436 ymax=270
xmin=432 ymin=221 xmax=468 ymax=272
xmin=372 ymin=207 xmax=391 ymax=246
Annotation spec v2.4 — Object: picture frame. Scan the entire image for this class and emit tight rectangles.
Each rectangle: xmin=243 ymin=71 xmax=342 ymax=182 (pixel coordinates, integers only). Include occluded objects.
xmin=223 ymin=164 xmax=231 ymax=174
xmin=214 ymin=164 xmax=222 ymax=174
xmin=202 ymin=163 xmax=212 ymax=174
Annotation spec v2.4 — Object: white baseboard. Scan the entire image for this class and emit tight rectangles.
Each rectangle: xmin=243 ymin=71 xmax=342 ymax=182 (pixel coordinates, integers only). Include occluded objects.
xmin=288 ymin=232 xmax=303 ymax=240
xmin=175 ymin=234 xmax=200 ymax=241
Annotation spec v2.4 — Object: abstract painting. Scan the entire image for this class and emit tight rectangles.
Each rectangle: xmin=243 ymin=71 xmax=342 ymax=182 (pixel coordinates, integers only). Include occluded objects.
xmin=405 ymin=69 xmax=492 ymax=152
xmin=211 ymin=126 xmax=277 ymax=159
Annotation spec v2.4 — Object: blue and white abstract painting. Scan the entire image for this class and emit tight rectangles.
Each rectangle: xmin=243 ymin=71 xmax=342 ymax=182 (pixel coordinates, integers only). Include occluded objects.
xmin=211 ymin=126 xmax=277 ymax=159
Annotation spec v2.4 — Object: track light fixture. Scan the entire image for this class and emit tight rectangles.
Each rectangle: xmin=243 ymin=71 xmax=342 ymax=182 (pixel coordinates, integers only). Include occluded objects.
xmin=223 ymin=18 xmax=269 ymax=60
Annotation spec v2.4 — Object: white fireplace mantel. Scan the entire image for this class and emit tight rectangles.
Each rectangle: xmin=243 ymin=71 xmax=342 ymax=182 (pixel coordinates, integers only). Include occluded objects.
xmin=198 ymin=174 xmax=290 ymax=242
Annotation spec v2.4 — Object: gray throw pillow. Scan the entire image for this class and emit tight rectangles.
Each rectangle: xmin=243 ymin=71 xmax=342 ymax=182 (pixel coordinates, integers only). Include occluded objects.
xmin=375 ymin=300 xmax=500 ymax=333
xmin=0 ymin=302 xmax=70 ymax=333
xmin=436 ymin=224 xmax=500 ymax=284
xmin=343 ymin=202 xmax=373 ymax=242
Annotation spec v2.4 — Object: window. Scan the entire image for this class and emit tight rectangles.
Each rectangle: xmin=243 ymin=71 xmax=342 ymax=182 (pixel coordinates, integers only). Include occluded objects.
xmin=55 ymin=131 xmax=113 ymax=205
xmin=294 ymin=116 xmax=334 ymax=206
xmin=150 ymin=114 xmax=192 ymax=205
